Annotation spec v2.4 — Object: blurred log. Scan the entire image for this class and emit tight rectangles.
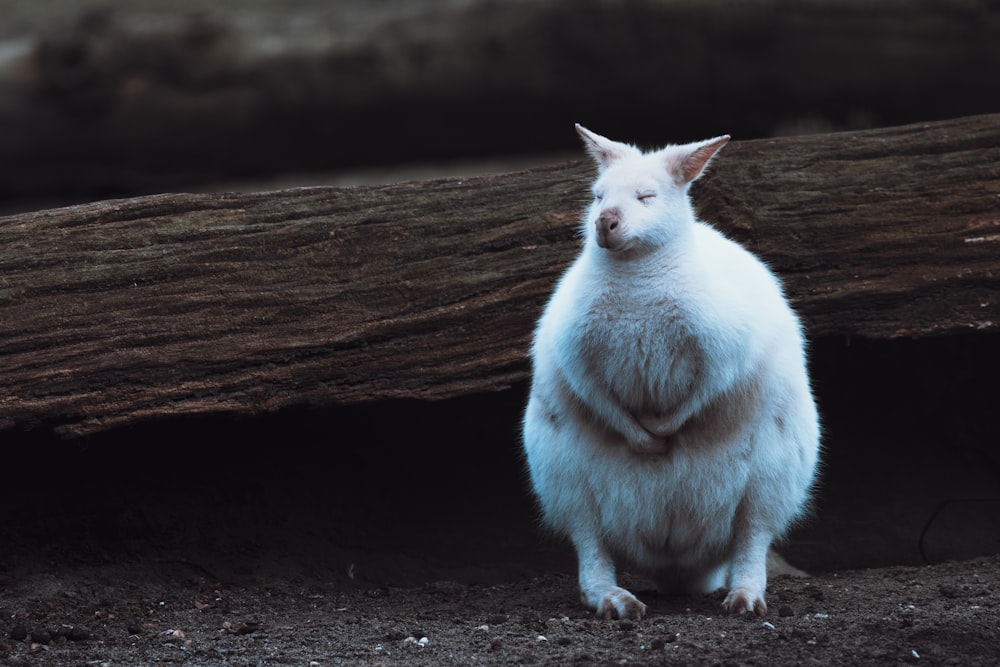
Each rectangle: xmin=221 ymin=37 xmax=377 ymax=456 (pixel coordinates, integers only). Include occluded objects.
xmin=1 ymin=0 xmax=999 ymax=209
xmin=2 ymin=114 xmax=999 ymax=436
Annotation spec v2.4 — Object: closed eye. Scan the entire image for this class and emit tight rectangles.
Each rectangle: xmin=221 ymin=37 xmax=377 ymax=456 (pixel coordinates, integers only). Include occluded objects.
xmin=637 ymin=192 xmax=656 ymax=203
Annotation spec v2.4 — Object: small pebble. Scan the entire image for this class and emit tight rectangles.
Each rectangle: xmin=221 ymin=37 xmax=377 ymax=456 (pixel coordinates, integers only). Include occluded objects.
xmin=650 ymin=638 xmax=666 ymax=650
xmin=9 ymin=625 xmax=27 ymax=642
xmin=67 ymin=626 xmax=92 ymax=642
xmin=778 ymin=605 xmax=795 ymax=618
xmin=30 ymin=630 xmax=51 ymax=645
xmin=557 ymin=636 xmax=572 ymax=646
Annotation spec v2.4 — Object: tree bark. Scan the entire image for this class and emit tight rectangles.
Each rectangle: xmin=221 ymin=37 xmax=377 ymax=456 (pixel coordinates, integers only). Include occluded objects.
xmin=2 ymin=114 xmax=999 ymax=436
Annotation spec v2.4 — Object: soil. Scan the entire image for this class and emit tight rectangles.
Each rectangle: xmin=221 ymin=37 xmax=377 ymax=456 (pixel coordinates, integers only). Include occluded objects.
xmin=2 ymin=555 xmax=998 ymax=666
xmin=3 ymin=335 xmax=1000 ymax=665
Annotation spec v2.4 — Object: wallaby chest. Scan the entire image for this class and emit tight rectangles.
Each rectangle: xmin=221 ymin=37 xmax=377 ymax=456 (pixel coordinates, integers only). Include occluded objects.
xmin=557 ymin=261 xmax=707 ymax=411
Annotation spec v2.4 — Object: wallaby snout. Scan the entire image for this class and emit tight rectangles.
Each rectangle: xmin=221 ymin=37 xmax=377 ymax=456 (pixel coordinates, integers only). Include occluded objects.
xmin=597 ymin=208 xmax=623 ymax=249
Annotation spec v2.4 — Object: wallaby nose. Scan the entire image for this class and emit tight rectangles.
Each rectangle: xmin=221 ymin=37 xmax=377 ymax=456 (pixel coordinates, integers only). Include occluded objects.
xmin=599 ymin=209 xmax=620 ymax=232
xmin=596 ymin=208 xmax=622 ymax=249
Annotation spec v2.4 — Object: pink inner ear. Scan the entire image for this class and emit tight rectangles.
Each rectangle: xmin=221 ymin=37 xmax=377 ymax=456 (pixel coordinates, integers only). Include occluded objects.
xmin=594 ymin=146 xmax=620 ymax=164
xmin=678 ymin=137 xmax=729 ymax=184
xmin=576 ymin=125 xmax=637 ymax=169
xmin=584 ymin=139 xmax=629 ymax=167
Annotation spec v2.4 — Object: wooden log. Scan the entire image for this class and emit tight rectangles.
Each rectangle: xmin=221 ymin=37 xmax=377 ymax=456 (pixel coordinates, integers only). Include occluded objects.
xmin=2 ymin=114 xmax=999 ymax=436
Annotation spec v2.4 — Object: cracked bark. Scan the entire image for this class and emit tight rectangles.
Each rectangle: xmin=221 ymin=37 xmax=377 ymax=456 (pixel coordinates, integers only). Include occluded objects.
xmin=2 ymin=114 xmax=999 ymax=436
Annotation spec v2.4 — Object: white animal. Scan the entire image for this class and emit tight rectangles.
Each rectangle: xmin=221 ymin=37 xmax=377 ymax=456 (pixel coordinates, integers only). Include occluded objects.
xmin=522 ymin=125 xmax=820 ymax=619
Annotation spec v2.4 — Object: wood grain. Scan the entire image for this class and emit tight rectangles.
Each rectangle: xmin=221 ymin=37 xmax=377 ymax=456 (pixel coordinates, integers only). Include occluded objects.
xmin=2 ymin=114 xmax=999 ymax=436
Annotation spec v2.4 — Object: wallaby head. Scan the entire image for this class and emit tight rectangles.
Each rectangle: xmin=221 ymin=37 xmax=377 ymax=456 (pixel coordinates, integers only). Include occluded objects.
xmin=575 ymin=124 xmax=730 ymax=255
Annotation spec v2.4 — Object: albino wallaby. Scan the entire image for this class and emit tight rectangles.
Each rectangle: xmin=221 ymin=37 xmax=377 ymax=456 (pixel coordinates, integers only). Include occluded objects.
xmin=522 ymin=125 xmax=820 ymax=619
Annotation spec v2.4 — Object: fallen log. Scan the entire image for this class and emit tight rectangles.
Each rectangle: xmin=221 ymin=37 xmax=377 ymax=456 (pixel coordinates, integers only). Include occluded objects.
xmin=2 ymin=114 xmax=999 ymax=436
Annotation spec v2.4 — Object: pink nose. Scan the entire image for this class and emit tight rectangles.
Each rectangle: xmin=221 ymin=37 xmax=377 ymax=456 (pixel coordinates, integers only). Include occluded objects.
xmin=596 ymin=208 xmax=622 ymax=248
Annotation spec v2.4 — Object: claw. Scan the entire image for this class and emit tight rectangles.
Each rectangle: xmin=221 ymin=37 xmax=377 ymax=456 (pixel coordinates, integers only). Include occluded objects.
xmin=594 ymin=587 xmax=647 ymax=620
xmin=722 ymin=587 xmax=767 ymax=617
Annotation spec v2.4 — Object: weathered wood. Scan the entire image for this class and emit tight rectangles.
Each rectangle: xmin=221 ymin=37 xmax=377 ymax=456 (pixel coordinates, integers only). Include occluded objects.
xmin=2 ymin=114 xmax=999 ymax=436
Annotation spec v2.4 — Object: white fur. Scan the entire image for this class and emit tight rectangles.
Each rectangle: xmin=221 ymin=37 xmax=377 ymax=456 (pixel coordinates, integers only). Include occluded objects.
xmin=522 ymin=126 xmax=820 ymax=619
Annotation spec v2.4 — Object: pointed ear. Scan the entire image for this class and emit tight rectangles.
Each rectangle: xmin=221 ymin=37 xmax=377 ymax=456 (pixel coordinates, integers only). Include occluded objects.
xmin=575 ymin=124 xmax=637 ymax=170
xmin=668 ymin=135 xmax=730 ymax=185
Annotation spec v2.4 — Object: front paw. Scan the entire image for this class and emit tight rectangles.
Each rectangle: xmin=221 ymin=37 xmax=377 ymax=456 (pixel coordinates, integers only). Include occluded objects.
xmin=627 ymin=430 xmax=672 ymax=456
xmin=636 ymin=413 xmax=681 ymax=438
xmin=722 ymin=587 xmax=767 ymax=616
xmin=586 ymin=586 xmax=647 ymax=620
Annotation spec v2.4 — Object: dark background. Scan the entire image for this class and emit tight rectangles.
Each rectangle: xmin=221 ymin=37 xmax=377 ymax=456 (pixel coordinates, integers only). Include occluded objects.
xmin=3 ymin=0 xmax=1000 ymax=211
xmin=1 ymin=0 xmax=999 ymax=584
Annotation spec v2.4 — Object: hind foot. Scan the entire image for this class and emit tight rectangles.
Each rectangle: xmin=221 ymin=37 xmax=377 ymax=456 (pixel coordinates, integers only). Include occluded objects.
xmin=585 ymin=586 xmax=647 ymax=620
xmin=722 ymin=586 xmax=767 ymax=616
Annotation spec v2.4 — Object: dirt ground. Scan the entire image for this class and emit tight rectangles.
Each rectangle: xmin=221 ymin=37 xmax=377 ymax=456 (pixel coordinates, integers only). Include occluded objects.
xmin=3 ymin=336 xmax=1000 ymax=665
xmin=1 ymin=554 xmax=998 ymax=666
